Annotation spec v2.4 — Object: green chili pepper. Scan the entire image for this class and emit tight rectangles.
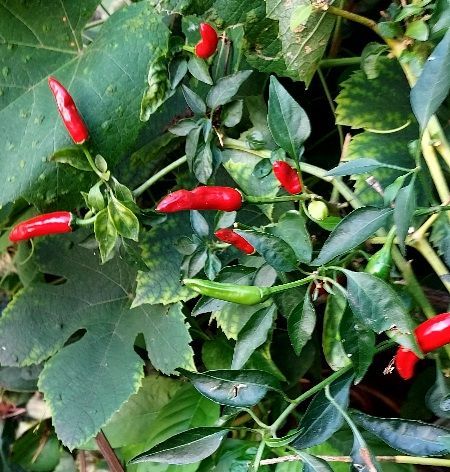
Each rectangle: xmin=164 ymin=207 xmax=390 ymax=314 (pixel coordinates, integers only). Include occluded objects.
xmin=365 ymin=231 xmax=395 ymax=280
xmin=183 ymin=279 xmax=271 ymax=305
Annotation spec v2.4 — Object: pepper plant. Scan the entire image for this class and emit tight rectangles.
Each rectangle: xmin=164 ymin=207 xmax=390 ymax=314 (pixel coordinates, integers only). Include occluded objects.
xmin=0 ymin=0 xmax=449 ymax=471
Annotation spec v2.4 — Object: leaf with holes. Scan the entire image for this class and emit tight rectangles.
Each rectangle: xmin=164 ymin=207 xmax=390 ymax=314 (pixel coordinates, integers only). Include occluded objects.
xmin=0 ymin=236 xmax=194 ymax=449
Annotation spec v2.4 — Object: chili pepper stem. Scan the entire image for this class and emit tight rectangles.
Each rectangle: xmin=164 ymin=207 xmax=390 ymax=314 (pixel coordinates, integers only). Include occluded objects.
xmin=182 ymin=45 xmax=195 ymax=54
xmin=74 ymin=215 xmax=97 ymax=227
xmin=81 ymin=145 xmax=107 ymax=180
xmin=244 ymin=194 xmax=322 ymax=204
xmin=267 ymin=276 xmax=316 ymax=295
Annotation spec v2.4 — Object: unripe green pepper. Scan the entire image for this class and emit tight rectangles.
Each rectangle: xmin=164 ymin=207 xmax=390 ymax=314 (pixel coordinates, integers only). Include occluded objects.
xmin=183 ymin=278 xmax=271 ymax=305
xmin=365 ymin=231 xmax=395 ymax=280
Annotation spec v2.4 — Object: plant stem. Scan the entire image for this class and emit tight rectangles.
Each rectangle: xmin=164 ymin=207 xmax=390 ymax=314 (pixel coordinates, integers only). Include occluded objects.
xmin=242 ymin=408 xmax=271 ymax=430
xmin=413 ymin=238 xmax=450 ymax=293
xmin=260 ymin=455 xmax=450 ymax=467
xmin=133 ymin=155 xmax=187 ymax=197
xmin=95 ymin=431 xmax=124 ymax=472
xmin=81 ymin=145 xmax=105 ymax=180
xmin=253 ymin=440 xmax=266 ymax=470
xmin=319 ymin=57 xmax=361 ymax=68
xmin=269 ymin=341 xmax=394 ymax=434
xmin=325 ymin=5 xmax=377 ymax=31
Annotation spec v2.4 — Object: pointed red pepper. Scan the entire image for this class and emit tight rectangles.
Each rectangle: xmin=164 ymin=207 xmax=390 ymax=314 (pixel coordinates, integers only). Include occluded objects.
xmin=156 ymin=187 xmax=243 ymax=213
xmin=48 ymin=77 xmax=89 ymax=144
xmin=195 ymin=23 xmax=219 ymax=59
xmin=395 ymin=312 xmax=450 ymax=380
xmin=9 ymin=212 xmax=73 ymax=242
xmin=215 ymin=228 xmax=255 ymax=255
xmin=272 ymin=161 xmax=302 ymax=194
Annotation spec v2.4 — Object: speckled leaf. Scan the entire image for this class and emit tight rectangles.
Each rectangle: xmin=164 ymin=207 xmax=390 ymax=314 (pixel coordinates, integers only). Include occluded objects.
xmin=336 ymin=60 xmax=413 ymax=130
xmin=0 ymin=236 xmax=194 ymax=448
xmin=0 ymin=3 xmax=171 ymax=207
xmin=133 ymin=214 xmax=195 ymax=307
xmin=266 ymin=0 xmax=335 ymax=86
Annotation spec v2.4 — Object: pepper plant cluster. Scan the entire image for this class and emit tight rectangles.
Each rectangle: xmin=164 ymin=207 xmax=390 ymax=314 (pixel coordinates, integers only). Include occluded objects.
xmin=0 ymin=1 xmax=449 ymax=471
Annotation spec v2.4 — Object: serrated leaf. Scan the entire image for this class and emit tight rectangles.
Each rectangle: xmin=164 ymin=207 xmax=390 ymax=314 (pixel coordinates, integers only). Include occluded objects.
xmin=206 ymin=70 xmax=252 ymax=109
xmin=336 ymin=60 xmax=412 ymax=130
xmin=130 ymin=427 xmax=229 ymax=465
xmin=231 ymin=305 xmax=276 ymax=369
xmin=0 ymin=3 xmax=172 ymax=207
xmin=312 ymin=208 xmax=393 ymax=266
xmin=179 ymin=369 xmax=281 ymax=407
xmin=352 ymin=410 xmax=450 ymax=456
xmin=394 ymin=178 xmax=416 ymax=254
xmin=268 ymin=76 xmax=311 ymax=159
xmin=411 ymin=29 xmax=450 ymax=129
xmin=133 ymin=214 xmax=195 ymax=306
xmin=341 ymin=270 xmax=418 ymax=353
xmin=49 ymin=147 xmax=92 ymax=172
xmin=292 ymin=372 xmax=354 ymax=449
xmin=0 ymin=237 xmax=194 ymax=448
xmin=266 ymin=0 xmax=335 ymax=86
xmin=288 ymin=293 xmax=316 ymax=356
xmin=271 ymin=210 xmax=312 ymax=263
xmin=234 ymin=229 xmax=298 ymax=272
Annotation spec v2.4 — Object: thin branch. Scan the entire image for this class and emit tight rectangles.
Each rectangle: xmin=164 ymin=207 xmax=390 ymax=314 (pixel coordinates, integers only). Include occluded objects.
xmin=95 ymin=431 xmax=124 ymax=472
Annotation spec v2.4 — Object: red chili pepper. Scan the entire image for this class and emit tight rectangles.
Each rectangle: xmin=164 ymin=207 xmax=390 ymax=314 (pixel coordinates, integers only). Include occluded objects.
xmin=48 ymin=77 xmax=89 ymax=144
xmin=195 ymin=23 xmax=219 ymax=59
xmin=156 ymin=187 xmax=243 ymax=213
xmin=272 ymin=161 xmax=302 ymax=195
xmin=9 ymin=212 xmax=73 ymax=242
xmin=395 ymin=312 xmax=450 ymax=380
xmin=215 ymin=228 xmax=255 ymax=255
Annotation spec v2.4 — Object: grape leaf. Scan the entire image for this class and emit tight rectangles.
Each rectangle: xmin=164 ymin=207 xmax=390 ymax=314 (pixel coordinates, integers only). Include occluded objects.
xmin=0 ymin=236 xmax=194 ymax=449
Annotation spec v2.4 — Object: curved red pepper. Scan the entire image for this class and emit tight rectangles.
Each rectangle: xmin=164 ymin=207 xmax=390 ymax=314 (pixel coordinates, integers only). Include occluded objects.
xmin=48 ymin=77 xmax=89 ymax=144
xmin=215 ymin=228 xmax=255 ymax=255
xmin=9 ymin=212 xmax=73 ymax=242
xmin=156 ymin=187 xmax=243 ymax=213
xmin=395 ymin=312 xmax=450 ymax=380
xmin=195 ymin=23 xmax=219 ymax=59
xmin=273 ymin=161 xmax=302 ymax=195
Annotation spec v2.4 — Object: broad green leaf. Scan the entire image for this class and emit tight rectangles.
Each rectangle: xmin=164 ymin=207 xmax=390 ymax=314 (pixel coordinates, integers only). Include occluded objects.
xmin=179 ymin=369 xmax=281 ymax=407
xmin=101 ymin=375 xmax=183 ymax=448
xmin=130 ymin=427 xmax=229 ymax=465
xmin=206 ymin=71 xmax=252 ymax=109
xmin=187 ymin=56 xmax=213 ymax=85
xmin=352 ymin=410 xmax=450 ymax=456
xmin=271 ymin=210 xmax=312 ymax=263
xmin=193 ymin=143 xmax=213 ymax=184
xmin=296 ymin=452 xmax=333 ymax=472
xmin=322 ymin=292 xmax=351 ymax=371
xmin=266 ymin=0 xmax=335 ymax=86
xmin=231 ymin=305 xmax=276 ymax=369
xmin=234 ymin=229 xmax=298 ymax=272
xmin=94 ymin=208 xmax=118 ymax=263
xmin=222 ymin=100 xmax=244 ymax=128
xmin=290 ymin=4 xmax=313 ymax=30
xmin=88 ymin=182 xmax=105 ymax=212
xmin=268 ymin=76 xmax=311 ymax=159
xmin=0 ymin=237 xmax=194 ymax=448
xmin=133 ymin=215 xmax=195 ymax=307
xmin=406 ymin=20 xmax=429 ymax=41
xmin=394 ymin=178 xmax=416 ymax=254
xmin=384 ymin=174 xmax=408 ymax=206
xmin=287 ymin=293 xmax=316 ymax=356
xmin=49 ymin=147 xmax=93 ymax=172
xmin=345 ymin=128 xmax=418 ymax=207
xmin=292 ymin=372 xmax=354 ymax=449
xmin=0 ymin=3 xmax=172 ymax=207
xmin=340 ymin=307 xmax=375 ymax=383
xmin=190 ymin=211 xmax=209 ymax=240
xmin=0 ymin=365 xmax=41 ymax=392
xmin=430 ymin=214 xmax=450 ymax=267
xmin=326 ymin=158 xmax=407 ymax=177
xmin=336 ymin=60 xmax=412 ymax=130
xmin=430 ymin=0 xmax=450 ymax=38
xmin=170 ymin=119 xmax=199 ymax=136
xmin=108 ymin=196 xmax=140 ymax=241
xmin=341 ymin=270 xmax=418 ymax=353
xmin=182 ymin=85 xmax=206 ymax=115
xmin=122 ymin=383 xmax=220 ymax=470
xmin=426 ymin=368 xmax=450 ymax=418
xmin=312 ymin=208 xmax=393 ymax=266
xmin=411 ymin=29 xmax=450 ymax=129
